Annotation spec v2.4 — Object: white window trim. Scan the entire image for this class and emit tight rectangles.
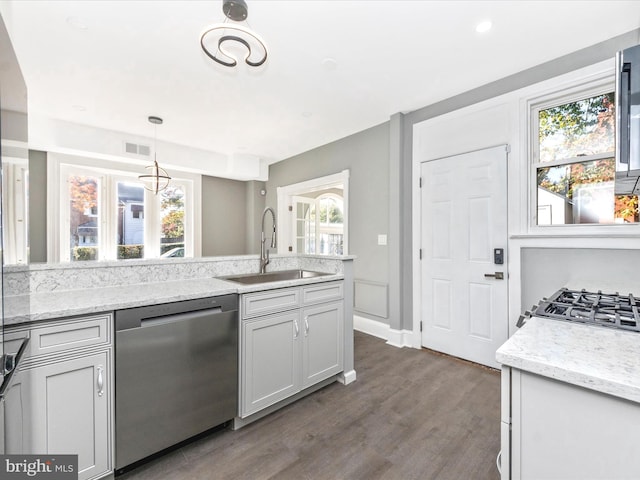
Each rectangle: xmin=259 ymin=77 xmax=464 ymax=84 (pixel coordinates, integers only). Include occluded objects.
xmin=526 ymin=68 xmax=640 ymax=235
xmin=47 ymin=153 xmax=201 ymax=262
xmin=276 ymin=170 xmax=349 ymax=255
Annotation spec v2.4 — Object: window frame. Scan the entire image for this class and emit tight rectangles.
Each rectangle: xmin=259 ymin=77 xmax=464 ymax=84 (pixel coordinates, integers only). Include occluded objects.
xmin=49 ymin=154 xmax=200 ymax=262
xmin=527 ymin=73 xmax=640 ymax=234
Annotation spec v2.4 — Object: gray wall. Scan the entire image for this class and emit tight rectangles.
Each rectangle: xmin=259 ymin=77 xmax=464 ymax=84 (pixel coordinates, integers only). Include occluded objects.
xmin=244 ymin=180 xmax=266 ymax=255
xmin=201 ymin=175 xmax=249 ymax=256
xmin=28 ymin=149 xmax=47 ymax=263
xmin=266 ymin=122 xmax=392 ymax=324
xmin=521 ymin=248 xmax=640 ymax=310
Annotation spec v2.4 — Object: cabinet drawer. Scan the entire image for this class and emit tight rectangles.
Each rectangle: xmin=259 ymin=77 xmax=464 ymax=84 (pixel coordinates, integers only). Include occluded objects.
xmin=242 ymin=288 xmax=300 ymax=319
xmin=302 ymin=282 xmax=343 ymax=305
xmin=12 ymin=314 xmax=112 ymax=361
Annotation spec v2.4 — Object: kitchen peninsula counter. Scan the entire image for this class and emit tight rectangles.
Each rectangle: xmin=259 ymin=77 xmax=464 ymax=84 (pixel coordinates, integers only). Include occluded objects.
xmin=496 ymin=316 xmax=640 ymax=403
xmin=3 ymin=254 xmax=351 ymax=325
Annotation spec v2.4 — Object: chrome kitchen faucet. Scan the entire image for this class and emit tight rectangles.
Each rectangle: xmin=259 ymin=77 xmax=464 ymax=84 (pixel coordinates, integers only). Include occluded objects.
xmin=260 ymin=207 xmax=277 ymax=273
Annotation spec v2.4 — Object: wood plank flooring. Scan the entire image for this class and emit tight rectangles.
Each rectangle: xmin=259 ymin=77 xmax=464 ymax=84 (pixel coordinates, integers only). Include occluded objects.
xmin=119 ymin=331 xmax=501 ymax=480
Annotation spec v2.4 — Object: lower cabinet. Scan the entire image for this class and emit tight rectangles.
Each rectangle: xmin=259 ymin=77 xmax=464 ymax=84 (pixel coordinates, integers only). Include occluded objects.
xmin=301 ymin=302 xmax=344 ymax=388
xmin=242 ymin=311 xmax=300 ymax=415
xmin=502 ymin=366 xmax=640 ymax=479
xmin=27 ymin=352 xmax=111 ymax=480
xmin=240 ymin=282 xmax=344 ymax=418
xmin=5 ymin=314 xmax=113 ymax=480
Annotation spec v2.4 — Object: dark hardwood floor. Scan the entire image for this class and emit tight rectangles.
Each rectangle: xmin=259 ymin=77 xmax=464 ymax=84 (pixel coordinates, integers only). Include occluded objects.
xmin=119 ymin=331 xmax=501 ymax=480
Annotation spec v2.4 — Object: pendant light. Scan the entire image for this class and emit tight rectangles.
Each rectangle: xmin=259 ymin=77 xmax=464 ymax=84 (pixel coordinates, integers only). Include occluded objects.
xmin=139 ymin=116 xmax=171 ymax=195
xmin=200 ymin=0 xmax=267 ymax=68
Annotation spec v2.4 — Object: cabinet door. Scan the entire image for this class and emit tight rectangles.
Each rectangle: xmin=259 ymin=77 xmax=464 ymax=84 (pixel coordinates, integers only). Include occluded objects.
xmin=27 ymin=352 xmax=111 ymax=480
xmin=242 ymin=311 xmax=301 ymax=417
xmin=301 ymin=301 xmax=343 ymax=388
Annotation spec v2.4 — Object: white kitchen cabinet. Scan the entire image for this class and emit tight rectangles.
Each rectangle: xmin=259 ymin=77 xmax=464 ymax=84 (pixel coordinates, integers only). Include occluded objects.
xmin=5 ymin=314 xmax=113 ymax=480
xmin=502 ymin=366 xmax=640 ymax=479
xmin=240 ymin=281 xmax=344 ymax=418
xmin=301 ymin=301 xmax=343 ymax=388
xmin=27 ymin=352 xmax=111 ymax=480
xmin=242 ymin=310 xmax=300 ymax=415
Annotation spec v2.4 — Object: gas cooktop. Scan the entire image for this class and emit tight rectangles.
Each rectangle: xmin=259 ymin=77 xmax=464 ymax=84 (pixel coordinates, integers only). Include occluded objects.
xmin=521 ymin=288 xmax=640 ymax=333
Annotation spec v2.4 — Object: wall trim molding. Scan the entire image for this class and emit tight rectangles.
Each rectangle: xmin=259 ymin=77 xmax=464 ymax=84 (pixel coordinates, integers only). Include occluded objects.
xmin=353 ymin=315 xmax=416 ymax=349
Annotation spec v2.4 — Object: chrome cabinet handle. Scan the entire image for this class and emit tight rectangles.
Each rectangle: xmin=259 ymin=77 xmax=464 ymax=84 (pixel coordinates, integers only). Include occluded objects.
xmin=97 ymin=366 xmax=104 ymax=397
xmin=294 ymin=319 xmax=299 ymax=338
xmin=304 ymin=316 xmax=309 ymax=336
xmin=484 ymin=272 xmax=504 ymax=280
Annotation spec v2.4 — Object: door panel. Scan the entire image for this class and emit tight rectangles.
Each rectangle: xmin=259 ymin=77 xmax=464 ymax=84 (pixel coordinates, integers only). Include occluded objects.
xmin=421 ymin=145 xmax=508 ymax=367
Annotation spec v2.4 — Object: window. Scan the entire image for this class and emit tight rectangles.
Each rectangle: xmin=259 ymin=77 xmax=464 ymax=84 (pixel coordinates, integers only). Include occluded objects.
xmin=58 ymin=162 xmax=195 ymax=262
xmin=277 ymin=170 xmax=349 ymax=256
xmin=532 ymin=88 xmax=639 ymax=226
xmin=293 ymin=193 xmax=344 ymax=255
xmin=160 ymin=185 xmax=185 ymax=256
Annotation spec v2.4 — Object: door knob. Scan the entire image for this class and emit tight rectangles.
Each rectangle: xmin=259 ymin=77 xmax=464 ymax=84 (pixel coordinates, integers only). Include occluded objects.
xmin=484 ymin=272 xmax=504 ymax=280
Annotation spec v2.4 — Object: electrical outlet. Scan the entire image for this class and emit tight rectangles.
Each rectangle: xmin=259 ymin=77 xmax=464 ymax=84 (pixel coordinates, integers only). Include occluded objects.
xmin=378 ymin=234 xmax=387 ymax=246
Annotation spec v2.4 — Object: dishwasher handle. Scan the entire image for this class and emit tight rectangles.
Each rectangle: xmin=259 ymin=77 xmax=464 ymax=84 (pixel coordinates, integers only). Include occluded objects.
xmin=140 ymin=307 xmax=223 ymax=328
xmin=115 ymin=294 xmax=238 ymax=332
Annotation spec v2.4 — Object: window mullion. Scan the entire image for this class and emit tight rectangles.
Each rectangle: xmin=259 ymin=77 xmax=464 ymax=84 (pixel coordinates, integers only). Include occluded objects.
xmin=144 ymin=189 xmax=161 ymax=258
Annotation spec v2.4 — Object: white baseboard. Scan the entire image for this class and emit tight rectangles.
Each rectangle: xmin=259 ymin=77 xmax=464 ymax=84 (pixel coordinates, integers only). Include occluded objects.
xmin=337 ymin=369 xmax=357 ymax=385
xmin=353 ymin=315 xmax=417 ymax=348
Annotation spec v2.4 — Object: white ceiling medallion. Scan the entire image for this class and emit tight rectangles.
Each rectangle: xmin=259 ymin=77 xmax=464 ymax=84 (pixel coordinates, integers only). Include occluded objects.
xmin=200 ymin=0 xmax=268 ymax=68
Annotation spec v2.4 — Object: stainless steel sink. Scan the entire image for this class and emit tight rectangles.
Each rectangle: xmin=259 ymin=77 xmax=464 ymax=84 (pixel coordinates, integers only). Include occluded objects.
xmin=221 ymin=269 xmax=331 ymax=285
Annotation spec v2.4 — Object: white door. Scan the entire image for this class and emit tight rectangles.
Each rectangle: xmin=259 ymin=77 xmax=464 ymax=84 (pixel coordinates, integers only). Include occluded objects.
xmin=291 ymin=196 xmax=315 ymax=254
xmin=420 ymin=145 xmax=508 ymax=368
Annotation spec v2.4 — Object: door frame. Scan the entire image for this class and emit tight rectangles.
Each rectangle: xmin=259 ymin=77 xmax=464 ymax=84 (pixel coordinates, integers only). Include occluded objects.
xmin=276 ymin=170 xmax=350 ymax=255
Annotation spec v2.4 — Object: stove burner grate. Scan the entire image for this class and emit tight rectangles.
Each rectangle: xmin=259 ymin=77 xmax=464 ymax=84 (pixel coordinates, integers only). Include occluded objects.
xmin=532 ymin=288 xmax=640 ymax=333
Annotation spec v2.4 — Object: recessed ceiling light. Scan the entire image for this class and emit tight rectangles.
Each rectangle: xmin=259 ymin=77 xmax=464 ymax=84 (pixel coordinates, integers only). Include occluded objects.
xmin=475 ymin=20 xmax=492 ymax=33
xmin=72 ymin=105 xmax=87 ymax=111
xmin=321 ymin=58 xmax=338 ymax=71
xmin=66 ymin=16 xmax=88 ymax=30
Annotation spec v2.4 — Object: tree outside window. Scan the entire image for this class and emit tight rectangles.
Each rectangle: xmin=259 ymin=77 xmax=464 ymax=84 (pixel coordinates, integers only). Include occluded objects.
xmin=535 ymin=91 xmax=638 ymax=225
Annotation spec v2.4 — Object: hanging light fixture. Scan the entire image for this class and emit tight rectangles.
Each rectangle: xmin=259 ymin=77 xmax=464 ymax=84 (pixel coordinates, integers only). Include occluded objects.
xmin=200 ymin=0 xmax=268 ymax=68
xmin=139 ymin=116 xmax=171 ymax=195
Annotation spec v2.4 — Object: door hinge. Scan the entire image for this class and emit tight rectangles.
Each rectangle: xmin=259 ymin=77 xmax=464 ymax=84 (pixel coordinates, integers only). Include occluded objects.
xmin=288 ymin=205 xmax=293 ymax=212
xmin=419 ymin=177 xmax=423 ymax=188
xmin=419 ymin=248 xmax=423 ymax=259
xmin=505 ymin=144 xmax=511 ymax=154
xmin=420 ymin=321 xmax=423 ymax=332
xmin=288 ymin=246 xmax=293 ymax=252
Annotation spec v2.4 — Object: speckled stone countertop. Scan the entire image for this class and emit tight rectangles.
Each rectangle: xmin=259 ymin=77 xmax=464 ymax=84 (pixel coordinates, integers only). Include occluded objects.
xmin=3 ymin=254 xmax=352 ymax=325
xmin=4 ymin=273 xmax=344 ymax=325
xmin=496 ymin=316 xmax=640 ymax=403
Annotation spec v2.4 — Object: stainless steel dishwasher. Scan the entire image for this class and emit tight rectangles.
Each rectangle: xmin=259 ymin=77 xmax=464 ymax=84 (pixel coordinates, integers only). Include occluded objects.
xmin=114 ymin=294 xmax=238 ymax=473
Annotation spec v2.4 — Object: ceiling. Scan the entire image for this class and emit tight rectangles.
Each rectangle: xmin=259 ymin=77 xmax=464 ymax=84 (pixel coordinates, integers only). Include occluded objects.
xmin=3 ymin=0 xmax=640 ymax=173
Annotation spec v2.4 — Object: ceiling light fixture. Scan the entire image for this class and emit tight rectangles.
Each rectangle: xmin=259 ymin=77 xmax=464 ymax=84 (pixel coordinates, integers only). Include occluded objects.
xmin=139 ymin=116 xmax=171 ymax=195
xmin=476 ymin=20 xmax=493 ymax=33
xmin=200 ymin=0 xmax=268 ymax=68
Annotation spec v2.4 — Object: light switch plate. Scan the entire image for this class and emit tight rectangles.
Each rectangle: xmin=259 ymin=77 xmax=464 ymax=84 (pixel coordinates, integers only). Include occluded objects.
xmin=378 ymin=234 xmax=387 ymax=246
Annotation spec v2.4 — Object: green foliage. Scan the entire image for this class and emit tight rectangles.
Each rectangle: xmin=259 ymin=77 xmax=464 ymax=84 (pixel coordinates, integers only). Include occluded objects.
xmin=161 ymin=186 xmax=185 ymax=239
xmin=117 ymin=245 xmax=144 ymax=259
xmin=162 ymin=211 xmax=184 ymax=239
xmin=539 ymin=93 xmax=615 ymax=162
xmin=318 ymin=198 xmax=343 ymax=224
xmin=72 ymin=246 xmax=98 ymax=261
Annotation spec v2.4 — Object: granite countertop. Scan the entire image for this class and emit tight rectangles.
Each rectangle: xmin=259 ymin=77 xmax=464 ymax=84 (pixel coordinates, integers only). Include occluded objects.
xmin=5 ymin=273 xmax=344 ymax=325
xmin=496 ymin=316 xmax=640 ymax=404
